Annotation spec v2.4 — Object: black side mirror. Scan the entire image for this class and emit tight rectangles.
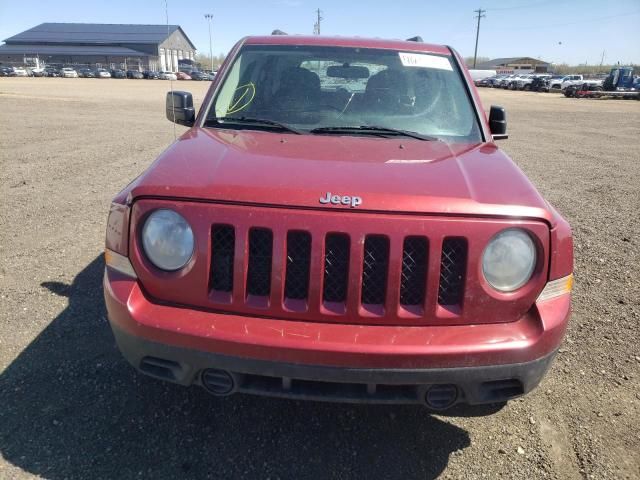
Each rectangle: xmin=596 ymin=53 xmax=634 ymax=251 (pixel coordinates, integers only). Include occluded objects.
xmin=166 ymin=91 xmax=195 ymax=127
xmin=489 ymin=105 xmax=508 ymax=140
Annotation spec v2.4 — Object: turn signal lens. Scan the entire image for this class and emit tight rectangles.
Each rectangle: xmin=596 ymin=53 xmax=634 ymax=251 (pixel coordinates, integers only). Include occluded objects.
xmin=537 ymin=274 xmax=573 ymax=302
xmin=105 ymin=248 xmax=137 ymax=278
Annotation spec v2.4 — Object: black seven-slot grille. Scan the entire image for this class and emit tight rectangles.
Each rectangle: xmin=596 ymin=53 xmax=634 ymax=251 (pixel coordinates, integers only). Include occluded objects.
xmin=284 ymin=231 xmax=311 ymax=300
xmin=438 ymin=238 xmax=467 ymax=306
xmin=209 ymin=226 xmax=468 ymax=315
xmin=210 ymin=225 xmax=235 ymax=292
xmin=400 ymin=236 xmax=428 ymax=306
xmin=246 ymin=228 xmax=273 ymax=296
xmin=323 ymin=234 xmax=350 ymax=303
xmin=361 ymin=235 xmax=390 ymax=305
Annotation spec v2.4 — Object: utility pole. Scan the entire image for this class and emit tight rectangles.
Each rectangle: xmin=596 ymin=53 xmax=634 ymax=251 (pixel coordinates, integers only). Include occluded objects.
xmin=313 ymin=8 xmax=323 ymax=35
xmin=473 ymin=8 xmax=486 ymax=69
xmin=204 ymin=13 xmax=213 ymax=71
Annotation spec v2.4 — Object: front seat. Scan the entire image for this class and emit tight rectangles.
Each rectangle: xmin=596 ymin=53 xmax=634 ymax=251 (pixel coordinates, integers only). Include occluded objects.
xmin=361 ymin=69 xmax=410 ymax=114
xmin=271 ymin=67 xmax=321 ymax=119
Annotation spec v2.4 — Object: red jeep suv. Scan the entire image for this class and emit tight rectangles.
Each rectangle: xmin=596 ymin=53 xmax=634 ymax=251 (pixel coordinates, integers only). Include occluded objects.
xmin=104 ymin=35 xmax=573 ymax=410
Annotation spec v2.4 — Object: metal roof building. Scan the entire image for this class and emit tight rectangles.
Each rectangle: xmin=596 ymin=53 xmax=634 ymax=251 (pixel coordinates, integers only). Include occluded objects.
xmin=475 ymin=57 xmax=550 ymax=73
xmin=0 ymin=23 xmax=197 ymax=72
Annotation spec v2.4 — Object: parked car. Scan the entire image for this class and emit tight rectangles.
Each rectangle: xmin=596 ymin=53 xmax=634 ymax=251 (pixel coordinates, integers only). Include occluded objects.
xmin=530 ymin=76 xmax=550 ymax=92
xmin=77 ymin=68 xmax=94 ymax=78
xmin=546 ymin=75 xmax=564 ymax=89
xmin=559 ymin=75 xmax=583 ymax=90
xmin=31 ymin=67 xmax=47 ymax=77
xmin=0 ymin=66 xmax=13 ymax=76
xmin=189 ymin=71 xmax=211 ymax=81
xmin=126 ymin=70 xmax=144 ymax=79
xmin=44 ymin=67 xmax=61 ymax=77
xmin=110 ymin=69 xmax=126 ymax=79
xmin=506 ymin=74 xmax=529 ymax=90
xmin=94 ymin=68 xmax=111 ymax=78
xmin=176 ymin=71 xmax=192 ymax=80
xmin=562 ymin=77 xmax=602 ymax=91
xmin=496 ymin=74 xmax=516 ymax=89
xmin=483 ymin=74 xmax=507 ymax=88
xmin=469 ymin=69 xmax=496 ymax=85
xmin=474 ymin=76 xmax=493 ymax=87
xmin=60 ymin=67 xmax=78 ymax=78
xmin=158 ymin=71 xmax=177 ymax=80
xmin=143 ymin=70 xmax=159 ymax=79
xmin=564 ymin=82 xmax=604 ymax=98
xmin=104 ymin=34 xmax=574 ymax=412
xmin=548 ymin=75 xmax=584 ymax=90
xmin=10 ymin=67 xmax=29 ymax=77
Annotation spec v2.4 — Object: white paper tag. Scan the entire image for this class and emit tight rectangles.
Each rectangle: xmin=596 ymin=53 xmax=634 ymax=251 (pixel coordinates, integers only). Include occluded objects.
xmin=386 ymin=159 xmax=434 ymax=164
xmin=398 ymin=52 xmax=452 ymax=71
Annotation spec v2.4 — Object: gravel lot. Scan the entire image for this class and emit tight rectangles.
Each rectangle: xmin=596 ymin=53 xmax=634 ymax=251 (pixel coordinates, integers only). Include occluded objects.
xmin=0 ymin=78 xmax=638 ymax=480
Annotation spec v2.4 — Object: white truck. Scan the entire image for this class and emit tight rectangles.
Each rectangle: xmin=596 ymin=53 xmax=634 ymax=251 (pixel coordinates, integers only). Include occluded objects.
xmin=561 ymin=76 xmax=602 ymax=91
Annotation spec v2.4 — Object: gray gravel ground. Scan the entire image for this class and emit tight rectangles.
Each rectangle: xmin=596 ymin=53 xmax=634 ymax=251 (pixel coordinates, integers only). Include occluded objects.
xmin=0 ymin=78 xmax=638 ymax=479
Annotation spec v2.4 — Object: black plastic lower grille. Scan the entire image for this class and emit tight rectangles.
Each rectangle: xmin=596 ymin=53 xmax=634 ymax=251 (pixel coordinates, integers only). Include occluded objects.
xmin=361 ymin=235 xmax=389 ymax=305
xmin=323 ymin=234 xmax=350 ymax=303
xmin=284 ymin=231 xmax=311 ymax=300
xmin=400 ymin=236 xmax=428 ymax=306
xmin=438 ymin=238 xmax=467 ymax=306
xmin=246 ymin=228 xmax=273 ymax=296
xmin=210 ymin=225 xmax=235 ymax=292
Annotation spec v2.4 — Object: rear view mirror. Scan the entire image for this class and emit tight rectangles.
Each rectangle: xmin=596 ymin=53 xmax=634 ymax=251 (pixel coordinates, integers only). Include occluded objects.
xmin=489 ymin=105 xmax=508 ymax=140
xmin=166 ymin=91 xmax=195 ymax=126
xmin=326 ymin=64 xmax=370 ymax=79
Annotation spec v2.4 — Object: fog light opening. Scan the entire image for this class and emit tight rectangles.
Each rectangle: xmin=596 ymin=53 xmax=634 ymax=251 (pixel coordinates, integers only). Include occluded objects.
xmin=425 ymin=384 xmax=458 ymax=410
xmin=201 ymin=369 xmax=236 ymax=396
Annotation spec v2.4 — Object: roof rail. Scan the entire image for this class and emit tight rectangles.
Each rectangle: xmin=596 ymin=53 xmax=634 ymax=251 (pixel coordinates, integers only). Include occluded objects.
xmin=271 ymin=29 xmax=288 ymax=35
xmin=406 ymin=36 xmax=423 ymax=42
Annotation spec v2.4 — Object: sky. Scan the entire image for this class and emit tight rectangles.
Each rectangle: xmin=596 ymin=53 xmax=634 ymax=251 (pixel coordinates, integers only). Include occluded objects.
xmin=0 ymin=0 xmax=639 ymax=65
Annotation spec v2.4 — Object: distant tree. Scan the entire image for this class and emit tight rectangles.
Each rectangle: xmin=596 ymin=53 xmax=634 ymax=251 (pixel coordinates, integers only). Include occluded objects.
xmin=194 ymin=52 xmax=226 ymax=70
xmin=464 ymin=56 xmax=490 ymax=67
xmin=551 ymin=63 xmax=617 ymax=75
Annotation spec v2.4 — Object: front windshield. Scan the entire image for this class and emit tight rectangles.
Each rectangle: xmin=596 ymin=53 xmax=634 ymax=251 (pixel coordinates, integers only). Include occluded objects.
xmin=207 ymin=44 xmax=482 ymax=143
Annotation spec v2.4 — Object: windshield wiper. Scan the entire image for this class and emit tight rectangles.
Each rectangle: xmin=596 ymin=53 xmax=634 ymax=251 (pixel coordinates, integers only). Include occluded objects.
xmin=309 ymin=125 xmax=439 ymax=141
xmin=207 ymin=116 xmax=302 ymax=134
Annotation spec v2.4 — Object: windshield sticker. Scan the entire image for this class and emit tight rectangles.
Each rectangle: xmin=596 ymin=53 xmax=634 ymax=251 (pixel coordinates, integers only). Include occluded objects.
xmin=398 ymin=52 xmax=452 ymax=71
xmin=385 ymin=159 xmax=434 ymax=164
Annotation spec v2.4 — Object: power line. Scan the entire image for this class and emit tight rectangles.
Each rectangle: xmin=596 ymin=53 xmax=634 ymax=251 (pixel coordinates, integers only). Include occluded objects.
xmin=486 ymin=0 xmax=568 ymax=11
xmin=494 ymin=9 xmax=640 ymax=31
xmin=472 ymin=8 xmax=486 ymax=69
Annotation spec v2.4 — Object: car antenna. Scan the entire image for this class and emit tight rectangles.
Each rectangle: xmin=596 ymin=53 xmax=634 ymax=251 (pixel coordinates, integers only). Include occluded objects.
xmin=271 ymin=29 xmax=288 ymax=35
xmin=406 ymin=36 xmax=423 ymax=42
xmin=165 ymin=0 xmax=176 ymax=140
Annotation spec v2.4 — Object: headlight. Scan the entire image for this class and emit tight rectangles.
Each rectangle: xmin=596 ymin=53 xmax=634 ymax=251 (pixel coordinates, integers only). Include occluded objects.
xmin=482 ymin=228 xmax=536 ymax=292
xmin=141 ymin=209 xmax=194 ymax=271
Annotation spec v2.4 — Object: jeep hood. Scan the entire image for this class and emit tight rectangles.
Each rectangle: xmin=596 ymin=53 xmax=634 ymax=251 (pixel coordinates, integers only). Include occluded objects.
xmin=127 ymin=128 xmax=552 ymax=222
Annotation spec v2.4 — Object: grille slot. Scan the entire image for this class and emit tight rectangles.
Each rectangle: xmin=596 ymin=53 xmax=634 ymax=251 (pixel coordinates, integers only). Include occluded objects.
xmin=361 ymin=235 xmax=389 ymax=305
xmin=323 ymin=234 xmax=350 ymax=303
xmin=210 ymin=225 xmax=235 ymax=292
xmin=246 ymin=228 xmax=273 ymax=296
xmin=284 ymin=231 xmax=312 ymax=300
xmin=438 ymin=237 xmax=467 ymax=306
xmin=400 ymin=236 xmax=428 ymax=306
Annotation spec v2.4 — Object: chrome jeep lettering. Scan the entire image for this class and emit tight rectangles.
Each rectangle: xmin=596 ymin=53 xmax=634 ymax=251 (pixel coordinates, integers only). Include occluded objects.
xmin=319 ymin=192 xmax=363 ymax=208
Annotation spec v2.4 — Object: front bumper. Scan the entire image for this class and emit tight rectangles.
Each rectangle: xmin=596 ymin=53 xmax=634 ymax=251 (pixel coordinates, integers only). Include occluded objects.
xmin=104 ymin=268 xmax=570 ymax=406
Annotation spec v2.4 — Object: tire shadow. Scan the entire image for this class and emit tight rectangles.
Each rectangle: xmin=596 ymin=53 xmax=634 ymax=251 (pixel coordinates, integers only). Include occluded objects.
xmin=0 ymin=255 xmax=472 ymax=479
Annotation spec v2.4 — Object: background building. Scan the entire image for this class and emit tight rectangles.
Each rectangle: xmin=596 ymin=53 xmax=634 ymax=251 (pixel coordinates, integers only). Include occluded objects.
xmin=475 ymin=57 xmax=550 ymax=74
xmin=0 ymin=23 xmax=196 ymax=71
